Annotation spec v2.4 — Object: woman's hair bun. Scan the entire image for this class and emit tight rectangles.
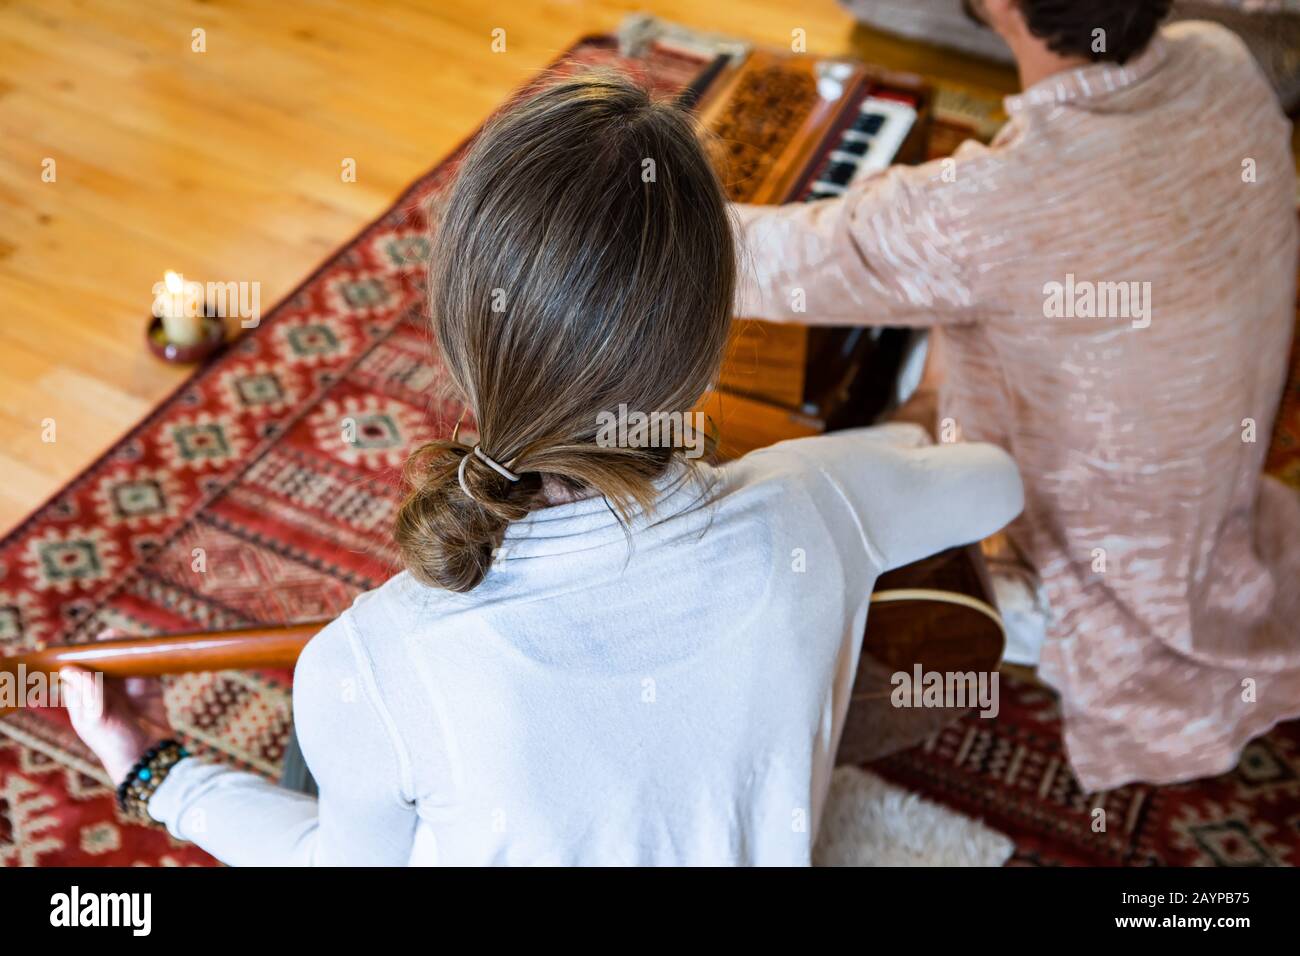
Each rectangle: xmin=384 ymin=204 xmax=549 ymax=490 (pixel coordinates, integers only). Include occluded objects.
xmin=395 ymin=441 xmax=541 ymax=593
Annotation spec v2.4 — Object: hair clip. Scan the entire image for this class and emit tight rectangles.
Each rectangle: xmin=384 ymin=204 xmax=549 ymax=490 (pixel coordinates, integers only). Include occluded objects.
xmin=458 ymin=445 xmax=520 ymax=501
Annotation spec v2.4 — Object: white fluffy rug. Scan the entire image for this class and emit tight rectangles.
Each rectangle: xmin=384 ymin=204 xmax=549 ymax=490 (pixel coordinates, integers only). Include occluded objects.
xmin=813 ymin=766 xmax=1014 ymax=867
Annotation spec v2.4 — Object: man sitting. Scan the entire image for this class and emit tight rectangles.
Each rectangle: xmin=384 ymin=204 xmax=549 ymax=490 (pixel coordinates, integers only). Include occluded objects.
xmin=732 ymin=0 xmax=1300 ymax=791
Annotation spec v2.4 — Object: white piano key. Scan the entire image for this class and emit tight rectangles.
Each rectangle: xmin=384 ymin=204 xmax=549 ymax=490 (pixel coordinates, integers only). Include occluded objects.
xmin=852 ymin=96 xmax=916 ymax=177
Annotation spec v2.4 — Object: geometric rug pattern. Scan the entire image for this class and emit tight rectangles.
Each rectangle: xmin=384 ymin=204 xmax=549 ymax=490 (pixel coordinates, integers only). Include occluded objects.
xmin=872 ymin=670 xmax=1300 ymax=866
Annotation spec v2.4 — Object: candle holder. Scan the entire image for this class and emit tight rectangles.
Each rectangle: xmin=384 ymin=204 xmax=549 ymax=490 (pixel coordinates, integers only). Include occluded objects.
xmin=146 ymin=302 xmax=225 ymax=364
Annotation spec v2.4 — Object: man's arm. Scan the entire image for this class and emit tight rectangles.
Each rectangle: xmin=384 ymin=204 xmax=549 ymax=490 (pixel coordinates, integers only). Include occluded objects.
xmin=733 ymin=158 xmax=978 ymax=328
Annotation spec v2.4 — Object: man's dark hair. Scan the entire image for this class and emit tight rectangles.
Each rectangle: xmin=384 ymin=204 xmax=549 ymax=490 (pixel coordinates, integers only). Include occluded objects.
xmin=964 ymin=1 xmax=1173 ymax=65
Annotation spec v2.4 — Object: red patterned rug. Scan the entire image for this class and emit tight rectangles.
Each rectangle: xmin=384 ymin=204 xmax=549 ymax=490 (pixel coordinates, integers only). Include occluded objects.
xmin=2 ymin=35 xmax=1299 ymax=867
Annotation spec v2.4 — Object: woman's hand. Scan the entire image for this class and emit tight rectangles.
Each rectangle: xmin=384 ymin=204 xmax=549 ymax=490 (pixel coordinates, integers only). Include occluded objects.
xmin=61 ymin=665 xmax=174 ymax=784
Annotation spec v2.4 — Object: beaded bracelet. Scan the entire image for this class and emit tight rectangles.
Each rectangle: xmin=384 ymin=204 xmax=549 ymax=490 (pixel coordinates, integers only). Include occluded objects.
xmin=116 ymin=739 xmax=190 ymax=822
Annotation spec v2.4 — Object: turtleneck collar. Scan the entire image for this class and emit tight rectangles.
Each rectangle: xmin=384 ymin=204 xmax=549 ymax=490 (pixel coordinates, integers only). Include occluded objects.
xmin=498 ymin=460 xmax=714 ymax=560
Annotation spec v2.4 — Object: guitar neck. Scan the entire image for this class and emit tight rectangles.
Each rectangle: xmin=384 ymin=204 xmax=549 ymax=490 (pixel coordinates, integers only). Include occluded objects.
xmin=0 ymin=623 xmax=322 ymax=717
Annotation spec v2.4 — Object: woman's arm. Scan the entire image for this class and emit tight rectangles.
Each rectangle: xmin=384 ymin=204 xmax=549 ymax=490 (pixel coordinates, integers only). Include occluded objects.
xmin=766 ymin=423 xmax=1025 ymax=572
xmin=144 ymin=614 xmax=419 ymax=866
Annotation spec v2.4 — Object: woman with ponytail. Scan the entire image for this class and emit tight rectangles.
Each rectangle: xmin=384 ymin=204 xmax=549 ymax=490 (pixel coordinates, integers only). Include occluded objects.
xmin=63 ymin=72 xmax=1023 ymax=865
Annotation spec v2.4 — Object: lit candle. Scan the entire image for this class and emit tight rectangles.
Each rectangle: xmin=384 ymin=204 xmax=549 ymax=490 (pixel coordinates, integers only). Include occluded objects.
xmin=158 ymin=270 xmax=204 ymax=347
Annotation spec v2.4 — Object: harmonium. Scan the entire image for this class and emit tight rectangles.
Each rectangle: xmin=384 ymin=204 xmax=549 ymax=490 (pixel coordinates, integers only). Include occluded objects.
xmin=618 ymin=15 xmax=933 ymax=458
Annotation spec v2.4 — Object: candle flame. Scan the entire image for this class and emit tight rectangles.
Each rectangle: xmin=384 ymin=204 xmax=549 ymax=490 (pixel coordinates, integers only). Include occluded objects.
xmin=164 ymin=270 xmax=184 ymax=295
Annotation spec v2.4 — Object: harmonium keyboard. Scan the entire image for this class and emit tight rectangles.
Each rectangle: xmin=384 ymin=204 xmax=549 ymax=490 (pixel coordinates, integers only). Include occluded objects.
xmin=618 ymin=16 xmax=933 ymax=458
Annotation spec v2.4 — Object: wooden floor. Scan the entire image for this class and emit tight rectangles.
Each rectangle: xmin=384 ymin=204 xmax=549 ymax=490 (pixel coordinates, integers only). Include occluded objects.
xmin=0 ymin=0 xmax=1293 ymax=533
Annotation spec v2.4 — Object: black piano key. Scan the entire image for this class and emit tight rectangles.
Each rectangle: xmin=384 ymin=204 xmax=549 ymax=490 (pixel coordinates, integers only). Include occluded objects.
xmin=853 ymin=112 xmax=885 ymax=136
xmin=823 ymin=161 xmax=857 ymax=186
xmin=835 ymin=138 xmax=869 ymax=157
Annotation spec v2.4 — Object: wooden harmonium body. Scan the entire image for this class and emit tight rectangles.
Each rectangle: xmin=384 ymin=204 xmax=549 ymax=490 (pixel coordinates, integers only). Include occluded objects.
xmin=688 ymin=45 xmax=934 ymax=434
